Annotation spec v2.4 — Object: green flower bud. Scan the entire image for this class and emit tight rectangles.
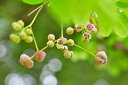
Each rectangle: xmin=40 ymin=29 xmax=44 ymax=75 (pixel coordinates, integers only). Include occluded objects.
xmin=25 ymin=36 xmax=33 ymax=43
xmin=17 ymin=20 xmax=24 ymax=27
xmin=25 ymin=28 xmax=32 ymax=35
xmin=10 ymin=34 xmax=20 ymax=43
xmin=19 ymin=31 xmax=27 ymax=40
xmin=12 ymin=22 xmax=22 ymax=31
xmin=47 ymin=40 xmax=54 ymax=48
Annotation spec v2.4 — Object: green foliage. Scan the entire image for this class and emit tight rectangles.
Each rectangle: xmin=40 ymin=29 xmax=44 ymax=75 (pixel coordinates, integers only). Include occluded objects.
xmin=22 ymin=0 xmax=128 ymax=37
xmin=22 ymin=0 xmax=44 ymax=5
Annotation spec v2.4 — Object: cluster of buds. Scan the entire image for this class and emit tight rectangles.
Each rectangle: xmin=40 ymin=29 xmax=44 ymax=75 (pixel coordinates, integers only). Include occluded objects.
xmin=19 ymin=51 xmax=46 ymax=68
xmin=66 ymin=22 xmax=97 ymax=42
xmin=10 ymin=20 xmax=33 ymax=43
xmin=14 ymin=20 xmax=107 ymax=68
xmin=46 ymin=34 xmax=74 ymax=58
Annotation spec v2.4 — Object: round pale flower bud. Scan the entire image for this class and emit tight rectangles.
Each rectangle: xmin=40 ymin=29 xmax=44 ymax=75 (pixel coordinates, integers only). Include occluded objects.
xmin=95 ymin=51 xmax=108 ymax=65
xmin=10 ymin=34 xmax=20 ymax=43
xmin=48 ymin=34 xmax=55 ymax=41
xmin=64 ymin=51 xmax=73 ymax=58
xmin=66 ymin=27 xmax=74 ymax=35
xmin=61 ymin=38 xmax=67 ymax=44
xmin=25 ymin=28 xmax=32 ymax=35
xmin=17 ymin=20 xmax=24 ymax=27
xmin=57 ymin=39 xmax=63 ymax=44
xmin=91 ymin=28 xmax=97 ymax=33
xmin=19 ymin=31 xmax=27 ymax=40
xmin=47 ymin=40 xmax=54 ymax=48
xmin=12 ymin=22 xmax=22 ymax=31
xmin=19 ymin=54 xmax=34 ymax=68
xmin=62 ymin=45 xmax=68 ymax=51
xmin=67 ymin=39 xmax=74 ymax=46
xmin=75 ymin=24 xmax=83 ymax=32
xmin=25 ymin=36 xmax=33 ymax=43
xmin=58 ymin=38 xmax=67 ymax=44
xmin=34 ymin=51 xmax=46 ymax=62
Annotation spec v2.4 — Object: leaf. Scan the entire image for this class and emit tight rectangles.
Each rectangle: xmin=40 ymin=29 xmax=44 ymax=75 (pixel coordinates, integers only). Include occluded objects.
xmin=22 ymin=0 xmax=44 ymax=5
xmin=47 ymin=0 xmax=128 ymax=37
xmin=115 ymin=1 xmax=128 ymax=8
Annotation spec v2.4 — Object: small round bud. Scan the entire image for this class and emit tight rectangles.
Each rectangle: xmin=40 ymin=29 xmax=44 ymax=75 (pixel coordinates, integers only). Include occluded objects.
xmin=64 ymin=51 xmax=73 ymax=58
xmin=61 ymin=38 xmax=67 ymax=44
xmin=56 ymin=44 xmax=64 ymax=49
xmin=47 ymin=40 xmax=54 ymax=48
xmin=25 ymin=28 xmax=32 ymax=35
xmin=12 ymin=22 xmax=22 ymax=31
xmin=57 ymin=39 xmax=63 ymax=44
xmin=75 ymin=24 xmax=83 ymax=32
xmin=86 ymin=22 xmax=95 ymax=31
xmin=66 ymin=27 xmax=74 ymax=35
xmin=19 ymin=31 xmax=27 ymax=40
xmin=17 ymin=20 xmax=24 ymax=27
xmin=25 ymin=36 xmax=33 ymax=43
xmin=95 ymin=51 xmax=108 ymax=65
xmin=10 ymin=34 xmax=20 ymax=43
xmin=48 ymin=34 xmax=55 ymax=41
xmin=62 ymin=45 xmax=68 ymax=51
xmin=67 ymin=39 xmax=74 ymax=46
xmin=91 ymin=28 xmax=97 ymax=33
xmin=19 ymin=54 xmax=33 ymax=68
xmin=58 ymin=38 xmax=67 ymax=44
xmin=34 ymin=51 xmax=46 ymax=62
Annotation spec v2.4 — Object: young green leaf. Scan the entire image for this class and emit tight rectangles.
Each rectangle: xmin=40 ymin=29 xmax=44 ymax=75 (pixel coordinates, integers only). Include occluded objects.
xmin=22 ymin=0 xmax=45 ymax=5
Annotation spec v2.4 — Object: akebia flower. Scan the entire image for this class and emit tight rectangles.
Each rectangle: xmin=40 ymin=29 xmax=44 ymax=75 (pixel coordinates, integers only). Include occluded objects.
xmin=86 ymin=22 xmax=97 ymax=33
xmin=95 ymin=51 xmax=108 ymax=65
xmin=19 ymin=54 xmax=33 ymax=68
xmin=75 ymin=24 xmax=83 ymax=32
xmin=86 ymin=22 xmax=95 ymax=31
xmin=82 ymin=32 xmax=91 ymax=42
xmin=34 ymin=51 xmax=46 ymax=62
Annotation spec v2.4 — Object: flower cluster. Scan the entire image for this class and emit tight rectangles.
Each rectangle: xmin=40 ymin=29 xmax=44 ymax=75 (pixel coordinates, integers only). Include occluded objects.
xmin=10 ymin=20 xmax=33 ymax=43
xmin=66 ymin=22 xmax=97 ymax=42
xmin=9 ymin=3 xmax=108 ymax=68
xmin=47 ymin=34 xmax=74 ymax=58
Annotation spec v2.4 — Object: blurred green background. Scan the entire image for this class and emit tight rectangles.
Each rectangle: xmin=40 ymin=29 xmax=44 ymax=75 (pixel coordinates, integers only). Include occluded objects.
xmin=0 ymin=0 xmax=128 ymax=85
